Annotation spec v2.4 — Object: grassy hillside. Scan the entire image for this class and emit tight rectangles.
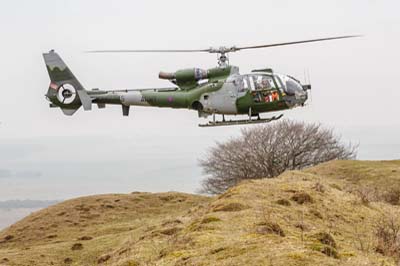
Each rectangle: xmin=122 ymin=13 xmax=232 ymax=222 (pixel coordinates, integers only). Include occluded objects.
xmin=0 ymin=160 xmax=399 ymax=266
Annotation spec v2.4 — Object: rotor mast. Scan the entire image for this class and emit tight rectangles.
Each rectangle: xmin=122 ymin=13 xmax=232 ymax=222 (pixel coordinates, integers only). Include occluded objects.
xmin=218 ymin=52 xmax=228 ymax=67
xmin=208 ymin=46 xmax=237 ymax=67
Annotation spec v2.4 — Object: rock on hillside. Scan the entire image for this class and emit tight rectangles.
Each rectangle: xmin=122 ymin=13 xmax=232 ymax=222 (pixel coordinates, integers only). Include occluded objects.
xmin=0 ymin=160 xmax=399 ymax=266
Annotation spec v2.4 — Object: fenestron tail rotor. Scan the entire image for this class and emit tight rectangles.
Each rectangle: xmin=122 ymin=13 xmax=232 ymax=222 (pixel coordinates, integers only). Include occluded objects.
xmin=57 ymin=84 xmax=77 ymax=104
xmin=86 ymin=35 xmax=362 ymax=66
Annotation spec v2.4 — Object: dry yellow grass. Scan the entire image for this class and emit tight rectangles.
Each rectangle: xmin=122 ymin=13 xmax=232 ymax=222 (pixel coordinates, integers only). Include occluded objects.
xmin=0 ymin=160 xmax=399 ymax=266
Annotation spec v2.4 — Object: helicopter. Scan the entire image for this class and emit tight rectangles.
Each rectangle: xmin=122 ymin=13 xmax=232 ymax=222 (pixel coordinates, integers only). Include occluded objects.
xmin=43 ymin=35 xmax=359 ymax=127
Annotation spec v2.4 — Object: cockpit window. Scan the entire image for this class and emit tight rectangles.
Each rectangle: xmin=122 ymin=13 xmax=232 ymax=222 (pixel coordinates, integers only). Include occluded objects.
xmin=286 ymin=79 xmax=300 ymax=95
xmin=276 ymin=75 xmax=303 ymax=96
xmin=274 ymin=75 xmax=285 ymax=90
xmin=235 ymin=74 xmax=282 ymax=103
xmin=237 ymin=74 xmax=279 ymax=96
xmin=243 ymin=74 xmax=277 ymax=91
xmin=254 ymin=75 xmax=275 ymax=90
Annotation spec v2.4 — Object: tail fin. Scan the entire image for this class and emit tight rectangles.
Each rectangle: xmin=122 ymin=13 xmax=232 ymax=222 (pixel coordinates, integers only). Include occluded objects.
xmin=43 ymin=50 xmax=92 ymax=115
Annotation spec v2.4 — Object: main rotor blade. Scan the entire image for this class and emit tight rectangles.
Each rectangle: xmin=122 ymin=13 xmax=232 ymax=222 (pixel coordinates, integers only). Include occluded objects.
xmin=86 ymin=49 xmax=210 ymax=53
xmin=235 ymin=35 xmax=361 ymax=51
xmin=86 ymin=35 xmax=361 ymax=55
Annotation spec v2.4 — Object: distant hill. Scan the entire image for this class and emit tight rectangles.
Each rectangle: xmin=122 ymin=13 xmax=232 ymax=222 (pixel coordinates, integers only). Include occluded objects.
xmin=0 ymin=160 xmax=399 ymax=266
xmin=0 ymin=200 xmax=59 ymax=209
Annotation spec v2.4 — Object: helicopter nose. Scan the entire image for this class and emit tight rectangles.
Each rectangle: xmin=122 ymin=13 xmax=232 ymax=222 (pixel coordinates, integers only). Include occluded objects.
xmin=283 ymin=90 xmax=308 ymax=107
xmin=295 ymin=90 xmax=308 ymax=104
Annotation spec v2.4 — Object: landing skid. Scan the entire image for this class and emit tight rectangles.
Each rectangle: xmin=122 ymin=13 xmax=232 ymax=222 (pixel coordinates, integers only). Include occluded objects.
xmin=199 ymin=114 xmax=283 ymax=127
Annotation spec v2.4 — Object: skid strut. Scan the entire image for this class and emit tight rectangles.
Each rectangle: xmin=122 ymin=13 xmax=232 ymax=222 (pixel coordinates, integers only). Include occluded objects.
xmin=199 ymin=114 xmax=283 ymax=127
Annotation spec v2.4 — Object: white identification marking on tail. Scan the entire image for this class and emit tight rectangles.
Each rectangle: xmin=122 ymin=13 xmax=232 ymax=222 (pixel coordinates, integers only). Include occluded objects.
xmin=57 ymin=84 xmax=77 ymax=104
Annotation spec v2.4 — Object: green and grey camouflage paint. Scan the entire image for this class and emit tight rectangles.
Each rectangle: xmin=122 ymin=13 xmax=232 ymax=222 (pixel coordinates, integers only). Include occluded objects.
xmin=43 ymin=51 xmax=308 ymax=119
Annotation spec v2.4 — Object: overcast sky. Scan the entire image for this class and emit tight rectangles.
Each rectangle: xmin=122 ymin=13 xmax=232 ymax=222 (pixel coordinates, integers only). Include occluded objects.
xmin=0 ymin=0 xmax=399 ymax=200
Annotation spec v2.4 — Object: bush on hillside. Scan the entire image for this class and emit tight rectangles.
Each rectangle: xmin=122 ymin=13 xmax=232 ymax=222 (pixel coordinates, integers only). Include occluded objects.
xmin=374 ymin=212 xmax=400 ymax=260
xmin=200 ymin=120 xmax=357 ymax=194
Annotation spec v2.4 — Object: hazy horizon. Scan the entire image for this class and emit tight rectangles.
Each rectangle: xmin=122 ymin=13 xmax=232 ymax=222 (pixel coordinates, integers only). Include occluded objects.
xmin=0 ymin=124 xmax=398 ymax=201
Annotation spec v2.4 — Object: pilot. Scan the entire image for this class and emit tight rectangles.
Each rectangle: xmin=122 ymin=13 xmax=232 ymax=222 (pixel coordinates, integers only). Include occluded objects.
xmin=271 ymin=91 xmax=279 ymax=101
xmin=252 ymin=92 xmax=262 ymax=102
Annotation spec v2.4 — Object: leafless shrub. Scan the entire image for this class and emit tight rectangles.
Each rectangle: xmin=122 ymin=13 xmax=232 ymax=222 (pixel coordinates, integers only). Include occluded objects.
xmin=353 ymin=186 xmax=377 ymax=205
xmin=351 ymin=186 xmax=400 ymax=205
xmin=315 ymin=232 xmax=337 ymax=248
xmin=200 ymin=120 xmax=357 ymax=194
xmin=374 ymin=213 xmax=400 ymax=260
xmin=381 ymin=188 xmax=400 ymax=205
xmin=256 ymin=203 xmax=285 ymax=237
xmin=312 ymin=232 xmax=339 ymax=259
xmin=351 ymin=222 xmax=373 ymax=253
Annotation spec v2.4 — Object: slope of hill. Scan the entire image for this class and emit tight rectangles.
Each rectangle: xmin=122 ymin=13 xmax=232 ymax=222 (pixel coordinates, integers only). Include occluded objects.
xmin=0 ymin=160 xmax=399 ymax=266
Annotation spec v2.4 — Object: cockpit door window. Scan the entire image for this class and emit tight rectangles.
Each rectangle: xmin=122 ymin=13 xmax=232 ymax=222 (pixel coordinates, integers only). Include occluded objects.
xmin=248 ymin=74 xmax=281 ymax=103
xmin=248 ymin=75 xmax=277 ymax=90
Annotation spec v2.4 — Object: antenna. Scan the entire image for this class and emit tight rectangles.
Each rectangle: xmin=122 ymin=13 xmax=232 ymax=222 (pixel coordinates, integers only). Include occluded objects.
xmin=307 ymin=68 xmax=312 ymax=104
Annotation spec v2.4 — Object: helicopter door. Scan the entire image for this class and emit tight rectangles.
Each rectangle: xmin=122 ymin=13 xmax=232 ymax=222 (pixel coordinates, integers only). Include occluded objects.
xmin=249 ymin=74 xmax=278 ymax=103
xmin=249 ymin=75 xmax=262 ymax=102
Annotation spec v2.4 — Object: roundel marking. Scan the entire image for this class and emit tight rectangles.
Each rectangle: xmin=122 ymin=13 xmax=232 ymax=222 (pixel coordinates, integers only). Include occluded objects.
xmin=57 ymin=83 xmax=77 ymax=104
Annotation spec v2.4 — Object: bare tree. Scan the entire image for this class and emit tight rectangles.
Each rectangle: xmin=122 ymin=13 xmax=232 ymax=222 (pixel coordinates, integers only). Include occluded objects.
xmin=200 ymin=120 xmax=357 ymax=194
xmin=374 ymin=212 xmax=400 ymax=260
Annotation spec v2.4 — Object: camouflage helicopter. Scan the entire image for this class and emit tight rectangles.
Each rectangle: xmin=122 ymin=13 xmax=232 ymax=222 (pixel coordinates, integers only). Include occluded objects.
xmin=43 ymin=35 xmax=359 ymax=127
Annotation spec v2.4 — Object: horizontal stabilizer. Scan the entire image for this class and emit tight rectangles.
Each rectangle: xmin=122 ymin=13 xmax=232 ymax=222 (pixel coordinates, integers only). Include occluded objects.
xmin=77 ymin=90 xmax=92 ymax=111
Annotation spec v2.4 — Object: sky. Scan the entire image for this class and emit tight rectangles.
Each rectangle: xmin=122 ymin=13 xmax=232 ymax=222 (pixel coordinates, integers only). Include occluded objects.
xmin=0 ymin=0 xmax=399 ymax=200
